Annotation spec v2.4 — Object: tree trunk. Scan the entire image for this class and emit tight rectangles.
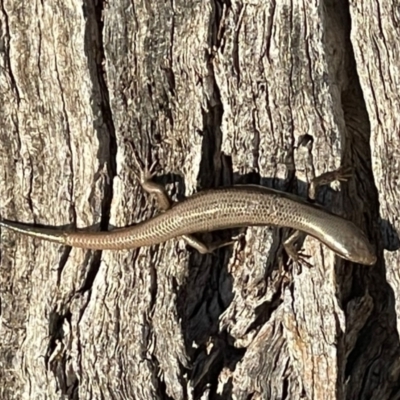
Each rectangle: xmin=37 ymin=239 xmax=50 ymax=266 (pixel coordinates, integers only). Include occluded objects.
xmin=0 ymin=0 xmax=398 ymax=399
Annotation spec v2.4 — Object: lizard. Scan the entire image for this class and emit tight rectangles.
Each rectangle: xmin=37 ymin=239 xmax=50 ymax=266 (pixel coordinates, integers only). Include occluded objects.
xmin=0 ymin=166 xmax=377 ymax=265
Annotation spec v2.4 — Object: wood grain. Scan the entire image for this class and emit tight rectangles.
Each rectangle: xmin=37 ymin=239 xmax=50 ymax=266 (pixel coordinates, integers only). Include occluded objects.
xmin=0 ymin=0 xmax=397 ymax=399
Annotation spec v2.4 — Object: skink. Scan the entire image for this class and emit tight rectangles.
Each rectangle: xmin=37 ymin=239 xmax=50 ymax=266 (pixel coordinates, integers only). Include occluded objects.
xmin=0 ymin=183 xmax=376 ymax=265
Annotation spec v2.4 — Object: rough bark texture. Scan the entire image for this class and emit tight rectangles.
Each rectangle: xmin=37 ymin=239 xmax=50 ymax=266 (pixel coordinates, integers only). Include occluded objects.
xmin=0 ymin=0 xmax=398 ymax=399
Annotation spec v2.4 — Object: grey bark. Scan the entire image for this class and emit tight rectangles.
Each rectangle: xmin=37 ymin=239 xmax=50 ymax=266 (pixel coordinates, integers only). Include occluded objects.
xmin=0 ymin=0 xmax=398 ymax=399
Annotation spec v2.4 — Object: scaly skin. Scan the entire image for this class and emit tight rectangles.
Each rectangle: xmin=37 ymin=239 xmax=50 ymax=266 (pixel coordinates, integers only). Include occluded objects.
xmin=0 ymin=184 xmax=376 ymax=265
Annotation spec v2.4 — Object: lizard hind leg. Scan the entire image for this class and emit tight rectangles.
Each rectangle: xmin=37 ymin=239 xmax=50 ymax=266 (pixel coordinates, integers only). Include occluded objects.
xmin=131 ymin=153 xmax=172 ymax=211
xmin=132 ymin=154 xmax=219 ymax=254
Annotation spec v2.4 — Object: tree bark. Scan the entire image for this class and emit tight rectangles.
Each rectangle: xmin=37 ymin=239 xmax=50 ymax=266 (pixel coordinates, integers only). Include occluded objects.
xmin=0 ymin=0 xmax=398 ymax=399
